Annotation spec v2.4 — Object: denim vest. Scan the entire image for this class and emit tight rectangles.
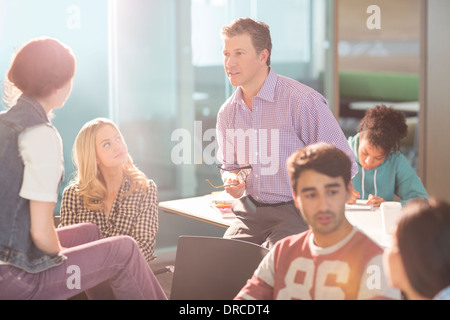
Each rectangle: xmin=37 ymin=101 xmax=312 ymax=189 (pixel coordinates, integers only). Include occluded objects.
xmin=0 ymin=95 xmax=65 ymax=273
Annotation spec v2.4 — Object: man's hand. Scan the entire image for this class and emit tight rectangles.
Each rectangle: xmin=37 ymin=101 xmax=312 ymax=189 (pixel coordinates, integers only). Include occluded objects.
xmin=223 ymin=173 xmax=246 ymax=198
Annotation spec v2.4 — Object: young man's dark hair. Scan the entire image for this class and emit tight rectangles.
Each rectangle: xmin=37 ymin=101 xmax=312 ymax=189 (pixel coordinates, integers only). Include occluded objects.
xmin=287 ymin=142 xmax=351 ymax=195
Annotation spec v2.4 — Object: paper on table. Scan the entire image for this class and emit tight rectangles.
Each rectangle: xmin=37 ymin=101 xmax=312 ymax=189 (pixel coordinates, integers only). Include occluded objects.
xmin=209 ymin=191 xmax=237 ymax=218
xmin=210 ymin=191 xmax=236 ymax=205
xmin=345 ymin=199 xmax=374 ymax=211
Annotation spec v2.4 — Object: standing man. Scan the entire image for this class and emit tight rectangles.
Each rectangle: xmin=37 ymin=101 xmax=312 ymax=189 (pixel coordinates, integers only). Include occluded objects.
xmin=216 ymin=18 xmax=357 ymax=248
xmin=235 ymin=143 xmax=400 ymax=300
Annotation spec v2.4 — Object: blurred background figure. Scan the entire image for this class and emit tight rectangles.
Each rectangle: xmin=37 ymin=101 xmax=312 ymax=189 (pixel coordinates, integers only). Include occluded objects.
xmin=383 ymin=198 xmax=450 ymax=300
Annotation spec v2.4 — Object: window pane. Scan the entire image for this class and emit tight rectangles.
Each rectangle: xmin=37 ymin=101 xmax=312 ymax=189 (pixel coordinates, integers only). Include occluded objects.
xmin=109 ymin=0 xmax=333 ymax=200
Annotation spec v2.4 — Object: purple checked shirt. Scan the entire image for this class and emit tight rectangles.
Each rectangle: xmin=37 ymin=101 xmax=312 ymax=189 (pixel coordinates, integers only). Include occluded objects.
xmin=216 ymin=68 xmax=357 ymax=204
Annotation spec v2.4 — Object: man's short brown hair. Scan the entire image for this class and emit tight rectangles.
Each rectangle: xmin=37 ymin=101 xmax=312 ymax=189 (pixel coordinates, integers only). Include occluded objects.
xmin=287 ymin=143 xmax=352 ymax=194
xmin=221 ymin=17 xmax=272 ymax=66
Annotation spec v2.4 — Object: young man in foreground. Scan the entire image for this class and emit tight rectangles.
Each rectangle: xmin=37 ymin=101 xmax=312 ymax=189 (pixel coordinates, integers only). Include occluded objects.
xmin=235 ymin=143 xmax=400 ymax=300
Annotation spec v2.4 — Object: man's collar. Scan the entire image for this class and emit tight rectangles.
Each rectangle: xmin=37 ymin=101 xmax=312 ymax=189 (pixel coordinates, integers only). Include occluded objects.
xmin=255 ymin=67 xmax=276 ymax=103
xmin=231 ymin=68 xmax=277 ymax=106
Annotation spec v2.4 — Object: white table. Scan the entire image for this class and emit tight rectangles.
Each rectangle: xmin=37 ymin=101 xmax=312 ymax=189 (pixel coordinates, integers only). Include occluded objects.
xmin=159 ymin=194 xmax=235 ymax=229
xmin=345 ymin=203 xmax=393 ymax=248
xmin=159 ymin=195 xmax=393 ymax=247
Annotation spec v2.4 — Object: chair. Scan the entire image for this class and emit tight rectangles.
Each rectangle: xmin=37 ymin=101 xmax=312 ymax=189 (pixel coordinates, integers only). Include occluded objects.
xmin=170 ymin=235 xmax=269 ymax=300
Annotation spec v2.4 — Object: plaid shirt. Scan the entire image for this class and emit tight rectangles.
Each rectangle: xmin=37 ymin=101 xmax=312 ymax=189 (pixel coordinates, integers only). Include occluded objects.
xmin=59 ymin=178 xmax=158 ymax=263
xmin=217 ymin=68 xmax=357 ymax=204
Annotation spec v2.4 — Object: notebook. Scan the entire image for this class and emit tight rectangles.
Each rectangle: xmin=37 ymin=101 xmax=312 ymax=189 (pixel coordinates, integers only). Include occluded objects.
xmin=345 ymin=199 xmax=374 ymax=211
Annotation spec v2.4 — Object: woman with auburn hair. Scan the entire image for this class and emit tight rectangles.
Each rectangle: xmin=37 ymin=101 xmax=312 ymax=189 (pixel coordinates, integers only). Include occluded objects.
xmin=0 ymin=37 xmax=166 ymax=300
xmin=60 ymin=118 xmax=159 ymax=263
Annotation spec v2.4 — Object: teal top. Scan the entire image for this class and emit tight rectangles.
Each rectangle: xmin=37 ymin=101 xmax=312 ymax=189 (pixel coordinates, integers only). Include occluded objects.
xmin=348 ymin=133 xmax=429 ymax=206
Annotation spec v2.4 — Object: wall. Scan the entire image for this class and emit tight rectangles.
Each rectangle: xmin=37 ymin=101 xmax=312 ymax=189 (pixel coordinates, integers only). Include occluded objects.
xmin=338 ymin=0 xmax=421 ymax=73
xmin=337 ymin=0 xmax=450 ymax=202
xmin=420 ymin=0 xmax=450 ymax=202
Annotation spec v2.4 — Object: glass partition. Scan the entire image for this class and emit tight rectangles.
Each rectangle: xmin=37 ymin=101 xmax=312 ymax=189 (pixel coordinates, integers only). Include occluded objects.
xmin=110 ymin=0 xmax=335 ymax=201
xmin=0 ymin=0 xmax=335 ymax=249
xmin=0 ymin=0 xmax=110 ymax=212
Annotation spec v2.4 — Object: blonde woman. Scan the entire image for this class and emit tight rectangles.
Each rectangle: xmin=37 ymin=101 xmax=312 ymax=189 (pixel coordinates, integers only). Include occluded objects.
xmin=60 ymin=118 xmax=159 ymax=264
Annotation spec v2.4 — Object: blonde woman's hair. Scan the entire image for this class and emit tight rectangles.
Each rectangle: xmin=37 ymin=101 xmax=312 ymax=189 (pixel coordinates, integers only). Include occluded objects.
xmin=72 ymin=118 xmax=148 ymax=211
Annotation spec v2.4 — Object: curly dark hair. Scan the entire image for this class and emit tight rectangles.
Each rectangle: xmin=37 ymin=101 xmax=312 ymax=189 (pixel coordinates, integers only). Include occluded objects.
xmin=357 ymin=105 xmax=408 ymax=156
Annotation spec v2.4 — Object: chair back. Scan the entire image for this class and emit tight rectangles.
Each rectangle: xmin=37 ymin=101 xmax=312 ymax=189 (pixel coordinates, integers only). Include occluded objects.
xmin=170 ymin=236 xmax=269 ymax=300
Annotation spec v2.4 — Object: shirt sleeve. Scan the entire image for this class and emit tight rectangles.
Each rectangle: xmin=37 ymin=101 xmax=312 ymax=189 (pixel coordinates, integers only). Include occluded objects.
xmin=297 ymin=92 xmax=358 ymax=178
xmin=18 ymin=124 xmax=64 ymax=203
xmin=394 ymin=154 xmax=429 ymax=205
xmin=216 ymin=102 xmax=235 ymax=169
xmin=131 ymin=180 xmax=159 ymax=263
xmin=59 ymin=185 xmax=80 ymax=227
xmin=216 ymin=102 xmax=240 ymax=183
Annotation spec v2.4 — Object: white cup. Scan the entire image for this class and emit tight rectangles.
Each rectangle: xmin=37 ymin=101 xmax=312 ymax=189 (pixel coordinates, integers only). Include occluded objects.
xmin=380 ymin=201 xmax=403 ymax=235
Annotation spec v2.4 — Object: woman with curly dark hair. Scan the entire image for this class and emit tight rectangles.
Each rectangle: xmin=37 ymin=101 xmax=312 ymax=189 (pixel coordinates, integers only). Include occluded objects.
xmin=347 ymin=105 xmax=428 ymax=207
